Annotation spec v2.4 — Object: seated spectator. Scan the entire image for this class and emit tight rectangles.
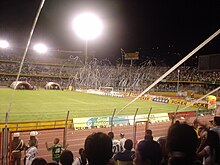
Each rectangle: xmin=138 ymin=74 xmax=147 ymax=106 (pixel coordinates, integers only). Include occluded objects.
xmin=31 ymin=158 xmax=47 ymax=165
xmin=133 ymin=140 xmax=162 ymax=165
xmin=85 ymin=132 xmax=113 ymax=165
xmin=60 ymin=150 xmax=74 ymax=165
xmin=166 ymin=123 xmax=200 ymax=165
xmin=114 ymin=139 xmax=134 ymax=163
xmin=73 ymin=148 xmax=87 ymax=165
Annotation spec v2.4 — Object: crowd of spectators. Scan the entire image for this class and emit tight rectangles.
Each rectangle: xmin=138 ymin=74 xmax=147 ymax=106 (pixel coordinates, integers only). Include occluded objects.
xmin=11 ymin=115 xmax=220 ymax=165
xmin=0 ymin=56 xmax=220 ymax=94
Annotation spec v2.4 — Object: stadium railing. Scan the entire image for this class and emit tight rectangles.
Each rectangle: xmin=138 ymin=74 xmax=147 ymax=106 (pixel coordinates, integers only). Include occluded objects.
xmin=0 ymin=120 xmax=72 ymax=132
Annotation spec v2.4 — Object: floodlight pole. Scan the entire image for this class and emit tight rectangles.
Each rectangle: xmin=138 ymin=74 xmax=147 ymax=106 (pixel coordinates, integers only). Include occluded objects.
xmin=84 ymin=39 xmax=88 ymax=65
xmin=121 ymin=53 xmax=124 ymax=66
xmin=177 ymin=69 xmax=180 ymax=93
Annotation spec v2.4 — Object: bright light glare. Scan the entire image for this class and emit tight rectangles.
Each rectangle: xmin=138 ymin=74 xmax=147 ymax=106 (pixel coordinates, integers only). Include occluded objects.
xmin=33 ymin=43 xmax=48 ymax=53
xmin=73 ymin=13 xmax=103 ymax=40
xmin=0 ymin=40 xmax=9 ymax=48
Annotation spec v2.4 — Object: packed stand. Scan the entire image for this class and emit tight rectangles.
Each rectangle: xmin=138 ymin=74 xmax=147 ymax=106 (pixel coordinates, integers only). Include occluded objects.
xmin=0 ymin=55 xmax=220 ymax=94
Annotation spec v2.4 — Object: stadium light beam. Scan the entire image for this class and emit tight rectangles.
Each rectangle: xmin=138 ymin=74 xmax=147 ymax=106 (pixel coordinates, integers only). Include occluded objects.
xmin=0 ymin=40 xmax=9 ymax=49
xmin=73 ymin=13 xmax=103 ymax=65
xmin=33 ymin=43 xmax=48 ymax=54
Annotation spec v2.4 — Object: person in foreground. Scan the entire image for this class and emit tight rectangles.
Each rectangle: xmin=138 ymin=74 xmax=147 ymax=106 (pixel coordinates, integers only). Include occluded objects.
xmin=133 ymin=140 xmax=162 ymax=165
xmin=166 ymin=123 xmax=201 ymax=165
xmin=85 ymin=132 xmax=114 ymax=165
xmin=60 ymin=150 xmax=74 ymax=165
xmin=31 ymin=158 xmax=47 ymax=165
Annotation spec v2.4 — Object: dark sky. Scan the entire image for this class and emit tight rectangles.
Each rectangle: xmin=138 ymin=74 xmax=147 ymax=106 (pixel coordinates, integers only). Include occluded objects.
xmin=1 ymin=0 xmax=220 ymax=66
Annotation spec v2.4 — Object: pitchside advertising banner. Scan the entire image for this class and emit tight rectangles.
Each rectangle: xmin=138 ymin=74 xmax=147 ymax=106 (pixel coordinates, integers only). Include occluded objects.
xmin=72 ymin=113 xmax=169 ymax=129
xmin=152 ymin=96 xmax=170 ymax=104
xmin=151 ymin=96 xmax=209 ymax=109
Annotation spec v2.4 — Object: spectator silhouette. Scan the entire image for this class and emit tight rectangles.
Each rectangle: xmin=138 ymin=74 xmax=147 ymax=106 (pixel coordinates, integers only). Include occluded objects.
xmin=210 ymin=116 xmax=220 ymax=140
xmin=133 ymin=140 xmax=162 ymax=165
xmin=144 ymin=134 xmax=153 ymax=141
xmin=114 ymin=139 xmax=134 ymax=162
xmin=31 ymin=158 xmax=47 ymax=165
xmin=166 ymin=123 xmax=199 ymax=165
xmin=73 ymin=148 xmax=87 ymax=165
xmin=46 ymin=163 xmax=57 ymax=165
xmin=60 ymin=150 xmax=74 ymax=165
xmin=197 ymin=130 xmax=220 ymax=165
xmin=85 ymin=132 xmax=113 ymax=165
xmin=157 ymin=136 xmax=168 ymax=165
xmin=144 ymin=129 xmax=153 ymax=141
xmin=145 ymin=129 xmax=153 ymax=136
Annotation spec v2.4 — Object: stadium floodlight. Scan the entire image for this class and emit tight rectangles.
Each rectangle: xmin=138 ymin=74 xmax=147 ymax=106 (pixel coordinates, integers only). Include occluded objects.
xmin=0 ymin=40 xmax=9 ymax=49
xmin=73 ymin=13 xmax=103 ymax=65
xmin=73 ymin=13 xmax=103 ymax=40
xmin=33 ymin=43 xmax=48 ymax=54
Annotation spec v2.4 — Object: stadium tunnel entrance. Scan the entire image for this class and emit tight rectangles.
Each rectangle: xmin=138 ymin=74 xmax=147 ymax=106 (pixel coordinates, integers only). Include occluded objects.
xmin=45 ymin=82 xmax=61 ymax=90
xmin=10 ymin=81 xmax=33 ymax=90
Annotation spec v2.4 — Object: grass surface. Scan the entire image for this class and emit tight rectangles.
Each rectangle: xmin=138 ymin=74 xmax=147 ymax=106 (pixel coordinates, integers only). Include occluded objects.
xmin=0 ymin=88 xmax=196 ymax=123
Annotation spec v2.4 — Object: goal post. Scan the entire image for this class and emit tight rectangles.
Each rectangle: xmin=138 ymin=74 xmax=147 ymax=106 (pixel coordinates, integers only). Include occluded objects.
xmin=99 ymin=87 xmax=114 ymax=92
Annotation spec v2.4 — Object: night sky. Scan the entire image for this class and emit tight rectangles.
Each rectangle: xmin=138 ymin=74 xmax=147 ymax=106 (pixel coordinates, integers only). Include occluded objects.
xmin=1 ymin=0 xmax=220 ymax=66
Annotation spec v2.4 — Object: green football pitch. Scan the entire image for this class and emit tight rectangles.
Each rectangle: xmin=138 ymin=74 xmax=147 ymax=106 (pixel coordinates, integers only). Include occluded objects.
xmin=0 ymin=88 xmax=196 ymax=123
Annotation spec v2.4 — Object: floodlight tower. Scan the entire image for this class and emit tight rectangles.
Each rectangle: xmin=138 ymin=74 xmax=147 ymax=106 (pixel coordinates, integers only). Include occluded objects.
xmin=73 ymin=13 xmax=103 ymax=65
